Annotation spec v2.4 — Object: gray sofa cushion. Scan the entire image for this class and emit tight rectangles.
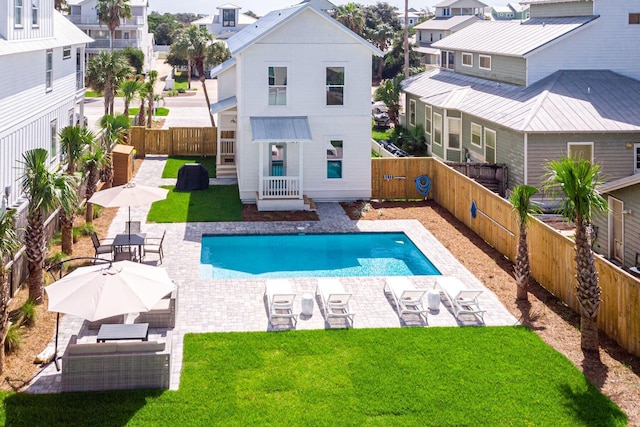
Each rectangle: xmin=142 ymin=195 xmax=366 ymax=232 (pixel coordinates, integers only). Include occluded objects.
xmin=116 ymin=341 xmax=165 ymax=353
xmin=67 ymin=342 xmax=118 ymax=355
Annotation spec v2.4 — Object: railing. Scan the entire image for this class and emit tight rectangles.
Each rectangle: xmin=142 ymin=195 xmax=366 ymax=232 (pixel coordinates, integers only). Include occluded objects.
xmin=220 ymin=138 xmax=235 ymax=156
xmin=66 ymin=15 xmax=144 ymax=26
xmin=260 ymin=176 xmax=300 ymax=199
xmin=88 ymin=39 xmax=141 ymax=50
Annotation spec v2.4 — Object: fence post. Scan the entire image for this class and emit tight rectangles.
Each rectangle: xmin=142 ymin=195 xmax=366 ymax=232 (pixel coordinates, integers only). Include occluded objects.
xmin=168 ymin=128 xmax=174 ymax=157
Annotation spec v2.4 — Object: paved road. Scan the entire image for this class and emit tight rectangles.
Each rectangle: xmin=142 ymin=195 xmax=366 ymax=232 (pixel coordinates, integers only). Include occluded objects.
xmin=83 ymin=56 xmax=218 ymax=130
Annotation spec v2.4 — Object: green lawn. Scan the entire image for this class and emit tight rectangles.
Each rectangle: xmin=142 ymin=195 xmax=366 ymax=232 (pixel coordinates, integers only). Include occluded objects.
xmin=372 ymin=120 xmax=393 ymax=141
xmin=0 ymin=327 xmax=625 ymax=426
xmin=129 ymin=107 xmax=170 ymax=117
xmin=85 ymin=90 xmax=102 ymax=98
xmin=147 ymin=185 xmax=242 ymax=222
xmin=162 ymin=156 xmax=216 ymax=179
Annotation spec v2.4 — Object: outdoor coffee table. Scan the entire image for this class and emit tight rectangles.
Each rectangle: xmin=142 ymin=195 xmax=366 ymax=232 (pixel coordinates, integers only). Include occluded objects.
xmin=96 ymin=323 xmax=149 ymax=342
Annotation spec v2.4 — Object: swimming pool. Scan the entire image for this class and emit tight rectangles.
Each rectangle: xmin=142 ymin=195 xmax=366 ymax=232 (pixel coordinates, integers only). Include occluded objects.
xmin=199 ymin=232 xmax=441 ymax=279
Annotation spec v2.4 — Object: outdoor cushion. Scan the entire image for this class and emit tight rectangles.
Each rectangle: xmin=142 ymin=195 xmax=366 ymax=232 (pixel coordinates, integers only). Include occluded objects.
xmin=67 ymin=342 xmax=118 ymax=355
xmin=116 ymin=341 xmax=165 ymax=353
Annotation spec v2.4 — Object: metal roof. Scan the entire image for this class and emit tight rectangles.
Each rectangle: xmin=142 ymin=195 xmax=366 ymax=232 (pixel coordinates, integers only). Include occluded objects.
xmin=414 ymin=15 xmax=480 ymax=31
xmin=432 ymin=16 xmax=597 ymax=57
xmin=414 ymin=46 xmax=440 ymax=55
xmin=210 ymin=96 xmax=237 ymax=114
xmin=226 ymin=3 xmax=382 ymax=57
xmin=402 ymin=69 xmax=640 ymax=133
xmin=217 ymin=3 xmax=241 ymax=9
xmin=434 ymin=0 xmax=488 ymax=7
xmin=598 ymin=173 xmax=640 ymax=194
xmin=250 ymin=116 xmax=312 ymax=142
xmin=209 ymin=57 xmax=236 ymax=78
xmin=0 ymin=11 xmax=93 ymax=57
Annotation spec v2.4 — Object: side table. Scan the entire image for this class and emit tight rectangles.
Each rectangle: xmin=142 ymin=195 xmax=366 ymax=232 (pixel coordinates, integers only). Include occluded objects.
xmin=427 ymin=289 xmax=441 ymax=311
xmin=301 ymin=293 xmax=314 ymax=316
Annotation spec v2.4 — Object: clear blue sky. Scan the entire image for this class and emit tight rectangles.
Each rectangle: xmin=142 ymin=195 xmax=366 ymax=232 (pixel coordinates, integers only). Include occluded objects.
xmin=147 ymin=1 xmax=438 ymax=17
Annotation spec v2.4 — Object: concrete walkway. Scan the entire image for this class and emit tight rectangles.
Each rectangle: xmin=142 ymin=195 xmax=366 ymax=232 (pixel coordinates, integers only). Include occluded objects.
xmin=26 ymin=156 xmax=518 ymax=393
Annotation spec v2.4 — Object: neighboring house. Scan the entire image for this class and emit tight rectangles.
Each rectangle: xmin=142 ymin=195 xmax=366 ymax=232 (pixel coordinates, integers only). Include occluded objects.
xmin=191 ymin=3 xmax=257 ymax=40
xmin=66 ymin=0 xmax=154 ymax=71
xmin=208 ymin=3 xmax=382 ymax=211
xmin=492 ymin=3 xmax=530 ymax=20
xmin=398 ymin=8 xmax=426 ymax=27
xmin=402 ymin=0 xmax=640 ymax=269
xmin=413 ymin=0 xmax=486 ymax=66
xmin=0 ymin=0 xmax=92 ymax=209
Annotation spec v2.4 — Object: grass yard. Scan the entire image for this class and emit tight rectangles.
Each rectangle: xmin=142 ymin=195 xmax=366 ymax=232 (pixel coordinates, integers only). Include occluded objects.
xmin=162 ymin=156 xmax=216 ymax=179
xmin=129 ymin=107 xmax=170 ymax=117
xmin=147 ymin=185 xmax=242 ymax=222
xmin=0 ymin=327 xmax=625 ymax=426
xmin=372 ymin=123 xmax=393 ymax=141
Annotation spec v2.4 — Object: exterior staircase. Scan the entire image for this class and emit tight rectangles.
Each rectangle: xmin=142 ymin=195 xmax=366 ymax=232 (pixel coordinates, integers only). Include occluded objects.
xmin=216 ymin=164 xmax=237 ymax=179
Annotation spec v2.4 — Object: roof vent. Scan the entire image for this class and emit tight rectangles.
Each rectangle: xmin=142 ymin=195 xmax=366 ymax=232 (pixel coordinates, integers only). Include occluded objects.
xmin=587 ymin=87 xmax=591 ymax=94
xmin=542 ymin=22 xmax=545 ymax=26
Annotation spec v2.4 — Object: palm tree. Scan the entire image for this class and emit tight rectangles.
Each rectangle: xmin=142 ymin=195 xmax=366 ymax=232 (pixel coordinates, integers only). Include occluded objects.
xmin=81 ymin=142 xmax=110 ymax=223
xmin=509 ymin=185 xmax=541 ymax=301
xmin=58 ymin=126 xmax=95 ymax=254
xmin=119 ymin=77 xmax=142 ymax=117
xmin=366 ymin=23 xmax=395 ymax=82
xmin=146 ymin=70 xmax=158 ymax=128
xmin=96 ymin=0 xmax=132 ymax=53
xmin=170 ymin=30 xmax=193 ymax=90
xmin=374 ymin=74 xmax=403 ymax=126
xmin=136 ymin=83 xmax=148 ymax=127
xmin=86 ymin=51 xmax=132 ymax=115
xmin=0 ymin=208 xmax=19 ymax=374
xmin=403 ymin=0 xmax=409 ymax=78
xmin=19 ymin=149 xmax=78 ymax=304
xmin=206 ymin=41 xmax=231 ymax=70
xmin=544 ymin=157 xmax=608 ymax=352
xmin=333 ymin=3 xmax=365 ymax=35
xmin=100 ymin=114 xmax=131 ymax=188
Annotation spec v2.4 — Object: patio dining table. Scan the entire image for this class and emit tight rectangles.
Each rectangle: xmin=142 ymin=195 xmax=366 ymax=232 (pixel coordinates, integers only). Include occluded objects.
xmin=113 ymin=233 xmax=146 ymax=262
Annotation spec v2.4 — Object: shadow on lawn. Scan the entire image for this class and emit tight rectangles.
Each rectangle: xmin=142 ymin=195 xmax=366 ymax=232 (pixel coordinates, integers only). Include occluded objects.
xmin=3 ymin=389 xmax=164 ymax=426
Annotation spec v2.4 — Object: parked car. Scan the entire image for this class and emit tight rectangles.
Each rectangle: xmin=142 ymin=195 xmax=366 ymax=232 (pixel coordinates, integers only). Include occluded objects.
xmin=372 ymin=101 xmax=390 ymax=129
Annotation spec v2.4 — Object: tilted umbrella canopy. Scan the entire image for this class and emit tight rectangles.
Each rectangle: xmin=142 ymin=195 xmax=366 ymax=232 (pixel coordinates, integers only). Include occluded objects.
xmin=45 ymin=261 xmax=176 ymax=322
xmin=88 ymin=182 xmax=168 ymax=212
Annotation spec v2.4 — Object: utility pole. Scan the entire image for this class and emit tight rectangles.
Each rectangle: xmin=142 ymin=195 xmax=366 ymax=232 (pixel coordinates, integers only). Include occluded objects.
xmin=404 ymin=0 xmax=409 ymax=78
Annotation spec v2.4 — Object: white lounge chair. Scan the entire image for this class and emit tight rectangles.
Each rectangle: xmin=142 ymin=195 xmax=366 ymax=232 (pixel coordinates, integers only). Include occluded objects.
xmin=316 ymin=278 xmax=354 ymax=327
xmin=435 ymin=276 xmax=486 ymax=323
xmin=384 ymin=277 xmax=428 ymax=321
xmin=265 ymin=279 xmax=297 ymax=327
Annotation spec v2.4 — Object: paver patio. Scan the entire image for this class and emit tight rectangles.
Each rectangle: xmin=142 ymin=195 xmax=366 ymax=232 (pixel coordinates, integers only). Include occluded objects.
xmin=26 ymin=155 xmax=518 ymax=393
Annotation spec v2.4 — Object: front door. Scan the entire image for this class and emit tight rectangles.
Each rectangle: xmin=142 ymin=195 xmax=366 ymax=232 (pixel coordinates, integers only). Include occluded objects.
xmin=270 ymin=143 xmax=286 ymax=176
xmin=608 ymin=197 xmax=624 ymax=263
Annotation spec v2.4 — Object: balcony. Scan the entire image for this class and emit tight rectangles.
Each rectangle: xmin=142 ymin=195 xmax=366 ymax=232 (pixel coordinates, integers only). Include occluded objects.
xmin=66 ymin=15 xmax=144 ymax=27
xmin=259 ymin=176 xmax=300 ymax=199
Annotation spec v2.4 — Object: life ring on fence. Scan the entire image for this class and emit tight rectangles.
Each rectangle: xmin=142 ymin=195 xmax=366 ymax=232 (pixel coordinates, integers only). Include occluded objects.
xmin=415 ymin=175 xmax=431 ymax=198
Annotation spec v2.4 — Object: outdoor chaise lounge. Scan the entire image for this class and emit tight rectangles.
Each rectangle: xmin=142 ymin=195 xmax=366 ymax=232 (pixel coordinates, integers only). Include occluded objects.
xmin=384 ymin=277 xmax=428 ymax=321
xmin=435 ymin=276 xmax=486 ymax=323
xmin=316 ymin=278 xmax=355 ymax=327
xmin=265 ymin=279 xmax=297 ymax=327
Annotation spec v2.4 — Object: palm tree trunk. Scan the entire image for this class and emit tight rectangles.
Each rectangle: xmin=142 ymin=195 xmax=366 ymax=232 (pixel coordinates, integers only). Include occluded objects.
xmin=103 ymin=153 xmax=114 ymax=189
xmin=187 ymin=60 xmax=192 ymax=90
xmin=404 ymin=0 xmax=409 ymax=78
xmin=137 ymin=99 xmax=146 ymax=127
xmin=574 ymin=221 xmax=601 ymax=352
xmin=59 ymin=210 xmax=75 ymax=255
xmin=200 ymin=75 xmax=216 ymax=127
xmin=26 ymin=211 xmax=45 ymax=305
xmin=0 ymin=271 xmax=9 ymax=374
xmin=147 ymin=95 xmax=154 ymax=128
xmin=514 ymin=224 xmax=530 ymax=301
xmin=377 ymin=56 xmax=384 ymax=82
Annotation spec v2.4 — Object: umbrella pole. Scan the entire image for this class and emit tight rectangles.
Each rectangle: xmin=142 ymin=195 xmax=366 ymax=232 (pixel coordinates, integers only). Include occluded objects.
xmin=54 ymin=313 xmax=60 ymax=371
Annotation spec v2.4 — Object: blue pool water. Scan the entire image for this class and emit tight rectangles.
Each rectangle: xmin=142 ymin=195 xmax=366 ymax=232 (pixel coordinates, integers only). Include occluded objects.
xmin=199 ymin=232 xmax=441 ymax=279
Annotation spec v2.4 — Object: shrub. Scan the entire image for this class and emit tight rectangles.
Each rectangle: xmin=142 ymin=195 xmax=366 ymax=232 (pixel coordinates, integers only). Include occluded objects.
xmin=49 ymin=231 xmax=62 ymax=246
xmin=45 ymin=252 xmax=67 ymax=271
xmin=177 ymin=88 xmax=186 ymax=94
xmin=75 ymin=223 xmax=96 ymax=237
xmin=19 ymin=299 xmax=37 ymax=327
xmin=5 ymin=323 xmax=22 ymax=353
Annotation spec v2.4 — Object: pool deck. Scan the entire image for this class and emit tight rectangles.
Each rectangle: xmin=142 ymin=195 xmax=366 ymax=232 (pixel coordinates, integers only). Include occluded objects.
xmin=26 ymin=155 xmax=518 ymax=394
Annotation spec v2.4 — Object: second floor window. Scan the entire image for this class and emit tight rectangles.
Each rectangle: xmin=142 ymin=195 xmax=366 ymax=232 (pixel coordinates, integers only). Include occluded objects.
xmin=409 ymin=99 xmax=416 ymax=126
xmin=268 ymin=66 xmax=287 ymax=106
xmin=629 ymin=13 xmax=640 ymax=24
xmin=32 ymin=0 xmax=38 ymax=25
xmin=46 ymin=49 xmax=53 ymax=91
xmin=14 ymin=0 xmax=23 ymax=27
xmin=223 ymin=9 xmax=236 ymax=27
xmin=326 ymin=66 xmax=345 ymax=106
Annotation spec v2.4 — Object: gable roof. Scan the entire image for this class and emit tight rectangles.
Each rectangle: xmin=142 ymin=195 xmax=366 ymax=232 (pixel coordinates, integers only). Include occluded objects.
xmin=414 ymin=15 xmax=481 ymax=31
xmin=432 ymin=16 xmax=597 ymax=57
xmin=226 ymin=3 xmax=382 ymax=57
xmin=435 ymin=0 xmax=487 ymax=7
xmin=209 ymin=57 xmax=236 ymax=79
xmin=217 ymin=3 xmax=241 ymax=9
xmin=0 ymin=11 xmax=93 ymax=56
xmin=598 ymin=174 xmax=640 ymax=194
xmin=402 ymin=69 xmax=640 ymax=133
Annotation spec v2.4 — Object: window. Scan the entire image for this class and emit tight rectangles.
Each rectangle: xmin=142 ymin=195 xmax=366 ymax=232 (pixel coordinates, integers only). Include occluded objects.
xmin=268 ymin=66 xmax=287 ymax=106
xmin=270 ymin=143 xmax=285 ymax=176
xmin=443 ymin=7 xmax=450 ymax=16
xmin=484 ymin=128 xmax=496 ymax=163
xmin=629 ymin=13 xmax=640 ymax=24
xmin=31 ymin=0 xmax=38 ymax=25
xmin=45 ymin=49 xmax=53 ymax=91
xmin=568 ymin=142 xmax=593 ymax=162
xmin=222 ymin=9 xmax=236 ymax=27
xmin=433 ymin=113 xmax=442 ymax=146
xmin=430 ymin=32 xmax=433 ymax=42
xmin=327 ymin=140 xmax=343 ymax=179
xmin=424 ymin=105 xmax=432 ymax=136
xmin=50 ymin=119 xmax=57 ymax=162
xmin=14 ymin=0 xmax=23 ymax=26
xmin=448 ymin=117 xmax=461 ymax=149
xmin=634 ymin=143 xmax=640 ymax=174
xmin=63 ymin=46 xmax=71 ymax=59
xmin=409 ymin=99 xmax=416 ymax=126
xmin=471 ymin=123 xmax=482 ymax=147
xmin=326 ymin=66 xmax=345 ymax=106
xmin=479 ymin=55 xmax=491 ymax=70
xmin=462 ymin=52 xmax=473 ymax=67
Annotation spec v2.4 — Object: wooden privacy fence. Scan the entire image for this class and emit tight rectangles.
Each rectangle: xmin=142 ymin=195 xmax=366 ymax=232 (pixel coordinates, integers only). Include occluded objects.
xmin=372 ymin=157 xmax=640 ymax=357
xmin=128 ymin=126 xmax=217 ymax=157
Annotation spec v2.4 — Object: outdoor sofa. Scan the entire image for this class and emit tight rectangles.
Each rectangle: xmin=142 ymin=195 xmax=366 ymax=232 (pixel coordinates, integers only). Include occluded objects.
xmin=134 ymin=289 xmax=177 ymax=328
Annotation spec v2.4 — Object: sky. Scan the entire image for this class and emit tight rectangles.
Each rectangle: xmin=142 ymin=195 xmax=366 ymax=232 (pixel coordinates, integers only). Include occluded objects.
xmin=147 ymin=0 xmax=438 ymax=17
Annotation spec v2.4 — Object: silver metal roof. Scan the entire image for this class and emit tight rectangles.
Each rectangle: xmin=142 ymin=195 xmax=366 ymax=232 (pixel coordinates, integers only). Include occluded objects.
xmin=209 ymin=57 xmax=236 ymax=79
xmin=250 ymin=116 xmax=312 ymax=142
xmin=210 ymin=96 xmax=237 ymax=114
xmin=432 ymin=16 xmax=597 ymax=57
xmin=403 ymin=68 xmax=640 ymax=133
xmin=414 ymin=15 xmax=480 ymax=31
xmin=0 ymin=11 xmax=93 ymax=56
xmin=414 ymin=46 xmax=441 ymax=55
xmin=598 ymin=173 xmax=640 ymax=194
xmin=434 ymin=0 xmax=488 ymax=7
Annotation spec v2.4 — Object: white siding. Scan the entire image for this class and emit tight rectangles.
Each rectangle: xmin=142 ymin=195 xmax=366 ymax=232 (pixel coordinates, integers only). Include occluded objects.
xmin=528 ymin=0 xmax=640 ymax=84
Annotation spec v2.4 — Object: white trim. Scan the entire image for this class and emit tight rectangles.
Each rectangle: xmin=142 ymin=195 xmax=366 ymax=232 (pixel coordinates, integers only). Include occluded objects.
xmin=567 ymin=141 xmax=594 ymax=162
xmin=325 ymin=63 xmax=346 ymax=107
xmin=409 ymin=99 xmax=416 ymax=127
xmin=424 ymin=105 xmax=432 ymax=140
xmin=608 ymin=196 xmax=624 ymax=264
xmin=479 ymin=54 xmax=491 ymax=71
xmin=267 ymin=64 xmax=288 ymax=107
xmin=484 ymin=128 xmax=496 ymax=163
xmin=634 ymin=143 xmax=640 ymax=174
xmin=433 ymin=112 xmax=443 ymax=146
xmin=470 ymin=122 xmax=482 ymax=148
xmin=461 ymin=52 xmax=473 ymax=67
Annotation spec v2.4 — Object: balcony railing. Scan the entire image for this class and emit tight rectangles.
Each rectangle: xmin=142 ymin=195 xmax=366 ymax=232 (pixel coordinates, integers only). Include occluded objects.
xmin=66 ymin=15 xmax=144 ymax=26
xmin=87 ymin=39 xmax=141 ymax=49
xmin=220 ymin=138 xmax=235 ymax=156
xmin=76 ymin=71 xmax=84 ymax=90
xmin=260 ymin=176 xmax=300 ymax=199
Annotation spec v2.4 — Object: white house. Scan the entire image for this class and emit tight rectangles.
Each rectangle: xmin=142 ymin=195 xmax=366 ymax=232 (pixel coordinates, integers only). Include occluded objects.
xmin=209 ymin=3 xmax=382 ymax=211
xmin=0 ymin=0 xmax=92 ymax=209
xmin=191 ymin=3 xmax=257 ymax=40
xmin=65 ymin=0 xmax=154 ymax=71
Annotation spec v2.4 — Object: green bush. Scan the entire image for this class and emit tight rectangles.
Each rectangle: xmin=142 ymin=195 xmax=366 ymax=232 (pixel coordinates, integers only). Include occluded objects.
xmin=5 ymin=323 xmax=22 ymax=353
xmin=177 ymin=88 xmax=186 ymax=94
xmin=45 ymin=252 xmax=67 ymax=271
xmin=20 ymin=299 xmax=37 ymax=326
xmin=75 ymin=223 xmax=96 ymax=237
xmin=72 ymin=227 xmax=80 ymax=243
xmin=49 ymin=231 xmax=62 ymax=246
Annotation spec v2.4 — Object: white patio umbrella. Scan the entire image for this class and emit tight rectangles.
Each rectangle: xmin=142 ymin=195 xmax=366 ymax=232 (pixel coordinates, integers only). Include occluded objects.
xmin=45 ymin=260 xmax=176 ymax=369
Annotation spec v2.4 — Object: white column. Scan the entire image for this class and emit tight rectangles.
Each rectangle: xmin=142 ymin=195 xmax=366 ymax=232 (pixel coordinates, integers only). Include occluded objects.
xmin=298 ymin=142 xmax=303 ymax=199
xmin=258 ymin=142 xmax=263 ymax=199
